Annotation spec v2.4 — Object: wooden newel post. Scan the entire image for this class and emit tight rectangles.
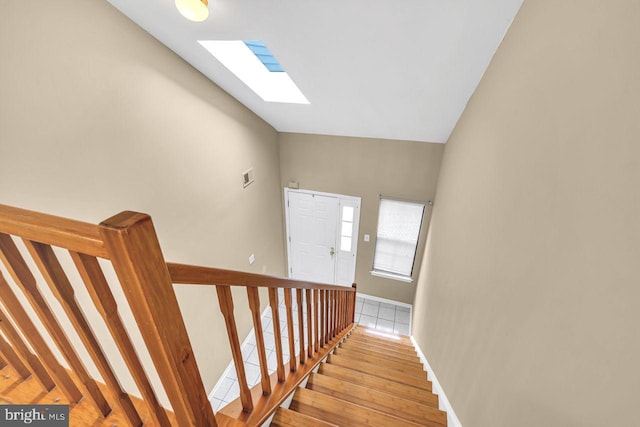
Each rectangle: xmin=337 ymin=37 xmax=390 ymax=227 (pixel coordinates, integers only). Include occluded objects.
xmin=100 ymin=211 xmax=217 ymax=427
xmin=351 ymin=283 xmax=357 ymax=323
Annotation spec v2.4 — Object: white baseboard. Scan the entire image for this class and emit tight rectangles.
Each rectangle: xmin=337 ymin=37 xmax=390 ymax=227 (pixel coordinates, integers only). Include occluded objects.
xmin=410 ymin=336 xmax=463 ymax=427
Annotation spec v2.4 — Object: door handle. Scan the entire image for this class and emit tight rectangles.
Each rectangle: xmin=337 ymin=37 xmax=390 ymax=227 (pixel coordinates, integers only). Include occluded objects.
xmin=330 ymin=247 xmax=335 ymax=256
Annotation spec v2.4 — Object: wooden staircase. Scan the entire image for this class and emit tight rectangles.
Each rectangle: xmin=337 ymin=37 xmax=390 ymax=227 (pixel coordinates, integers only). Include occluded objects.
xmin=272 ymin=325 xmax=447 ymax=427
xmin=0 ymin=204 xmax=445 ymax=426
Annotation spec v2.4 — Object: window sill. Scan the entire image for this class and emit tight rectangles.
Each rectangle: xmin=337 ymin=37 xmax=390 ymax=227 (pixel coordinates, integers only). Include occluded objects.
xmin=370 ymin=270 xmax=414 ymax=283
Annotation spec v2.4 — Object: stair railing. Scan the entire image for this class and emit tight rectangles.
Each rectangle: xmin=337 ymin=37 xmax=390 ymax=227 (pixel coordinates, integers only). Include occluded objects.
xmin=168 ymin=263 xmax=357 ymax=426
xmin=0 ymin=204 xmax=356 ymax=427
xmin=0 ymin=205 xmax=215 ymax=426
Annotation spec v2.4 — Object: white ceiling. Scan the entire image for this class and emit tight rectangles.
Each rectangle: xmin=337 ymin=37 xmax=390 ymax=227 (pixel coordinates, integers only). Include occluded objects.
xmin=107 ymin=0 xmax=523 ymax=143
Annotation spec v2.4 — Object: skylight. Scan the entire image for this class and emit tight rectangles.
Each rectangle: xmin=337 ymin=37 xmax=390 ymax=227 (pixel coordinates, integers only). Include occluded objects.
xmin=243 ymin=40 xmax=284 ymax=72
xmin=199 ymin=40 xmax=309 ymax=104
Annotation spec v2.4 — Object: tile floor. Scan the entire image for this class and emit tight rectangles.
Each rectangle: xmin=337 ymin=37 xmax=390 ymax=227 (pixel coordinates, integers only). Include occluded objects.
xmin=209 ymin=291 xmax=412 ymax=412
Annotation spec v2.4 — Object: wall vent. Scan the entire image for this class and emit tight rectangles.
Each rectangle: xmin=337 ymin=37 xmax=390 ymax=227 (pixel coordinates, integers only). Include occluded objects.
xmin=242 ymin=168 xmax=255 ymax=188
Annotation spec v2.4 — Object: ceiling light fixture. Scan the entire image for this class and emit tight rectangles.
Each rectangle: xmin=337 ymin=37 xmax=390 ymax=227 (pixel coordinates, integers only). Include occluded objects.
xmin=175 ymin=0 xmax=209 ymax=22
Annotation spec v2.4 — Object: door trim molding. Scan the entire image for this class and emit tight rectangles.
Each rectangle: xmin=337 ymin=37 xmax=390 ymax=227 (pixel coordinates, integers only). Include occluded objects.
xmin=284 ymin=188 xmax=361 ymax=286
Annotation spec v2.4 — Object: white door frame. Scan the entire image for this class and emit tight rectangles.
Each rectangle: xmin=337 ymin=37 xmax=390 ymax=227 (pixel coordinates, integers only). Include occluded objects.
xmin=284 ymin=188 xmax=361 ymax=286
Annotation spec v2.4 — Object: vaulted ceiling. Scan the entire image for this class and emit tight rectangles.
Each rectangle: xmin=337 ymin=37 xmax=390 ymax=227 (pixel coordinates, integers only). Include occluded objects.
xmin=107 ymin=0 xmax=523 ymax=143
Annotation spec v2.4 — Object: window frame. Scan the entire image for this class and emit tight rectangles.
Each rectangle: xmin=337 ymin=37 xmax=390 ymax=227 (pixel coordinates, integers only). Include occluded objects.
xmin=370 ymin=197 xmax=426 ymax=283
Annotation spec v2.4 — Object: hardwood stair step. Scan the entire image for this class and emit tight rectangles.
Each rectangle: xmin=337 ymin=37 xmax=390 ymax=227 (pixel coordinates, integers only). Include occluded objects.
xmin=353 ymin=326 xmax=414 ymax=346
xmin=271 ymin=407 xmax=338 ymax=427
xmin=307 ymin=373 xmax=447 ymax=426
xmin=346 ymin=333 xmax=417 ymax=355
xmin=345 ymin=335 xmax=418 ymax=358
xmin=327 ymin=354 xmax=431 ymax=391
xmin=333 ymin=346 xmax=425 ymax=375
xmin=352 ymin=327 xmax=415 ymax=348
xmin=339 ymin=340 xmax=421 ymax=365
xmin=318 ymin=363 xmax=437 ymax=406
xmin=289 ymin=387 xmax=423 ymax=427
xmin=306 ymin=374 xmax=447 ymax=427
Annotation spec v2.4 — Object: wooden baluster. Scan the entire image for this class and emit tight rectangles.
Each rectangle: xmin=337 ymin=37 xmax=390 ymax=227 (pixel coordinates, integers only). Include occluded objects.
xmin=320 ymin=289 xmax=326 ymax=348
xmin=331 ymin=290 xmax=337 ymax=338
xmin=344 ymin=292 xmax=348 ymax=327
xmin=351 ymin=283 xmax=357 ymax=323
xmin=343 ymin=291 xmax=347 ymax=328
xmin=247 ymin=287 xmax=271 ymax=396
xmin=0 ymin=304 xmax=59 ymax=391
xmin=296 ymin=289 xmax=305 ymax=365
xmin=327 ymin=290 xmax=332 ymax=340
xmin=336 ymin=290 xmax=341 ymax=335
xmin=337 ymin=291 xmax=341 ymax=331
xmin=100 ymin=212 xmax=217 ymax=427
xmin=340 ymin=291 xmax=344 ymax=331
xmin=283 ymin=289 xmax=297 ymax=372
xmin=313 ymin=289 xmax=319 ymax=353
xmin=333 ymin=291 xmax=340 ymax=337
xmin=25 ymin=240 xmax=117 ymax=417
xmin=325 ymin=290 xmax=330 ymax=345
xmin=0 ymin=234 xmax=83 ymax=403
xmin=340 ymin=291 xmax=344 ymax=330
xmin=268 ymin=288 xmax=285 ymax=382
xmin=338 ymin=291 xmax=343 ymax=331
xmin=0 ymin=272 xmax=56 ymax=391
xmin=318 ymin=289 xmax=324 ymax=348
xmin=345 ymin=291 xmax=349 ymax=326
xmin=71 ymin=252 xmax=169 ymax=427
xmin=305 ymin=289 xmax=313 ymax=359
xmin=217 ymin=286 xmax=253 ymax=412
xmin=0 ymin=333 xmax=30 ymax=379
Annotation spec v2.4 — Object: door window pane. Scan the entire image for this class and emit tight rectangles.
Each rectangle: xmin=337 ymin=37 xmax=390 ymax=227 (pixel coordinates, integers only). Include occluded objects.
xmin=342 ymin=206 xmax=354 ymax=222
xmin=341 ymin=221 xmax=353 ymax=237
xmin=341 ymin=236 xmax=352 ymax=252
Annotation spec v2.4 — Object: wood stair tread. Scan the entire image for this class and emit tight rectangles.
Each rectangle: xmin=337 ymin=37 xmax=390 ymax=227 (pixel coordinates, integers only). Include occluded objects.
xmin=318 ymin=363 xmax=437 ymax=406
xmin=349 ymin=333 xmax=416 ymax=355
xmin=289 ymin=387 xmax=424 ymax=427
xmin=271 ymin=407 xmax=338 ymax=427
xmin=353 ymin=326 xmax=414 ymax=347
xmin=307 ymin=373 xmax=447 ymax=426
xmin=339 ymin=340 xmax=422 ymax=363
xmin=327 ymin=353 xmax=432 ymax=391
xmin=333 ymin=346 xmax=425 ymax=374
xmin=345 ymin=334 xmax=418 ymax=356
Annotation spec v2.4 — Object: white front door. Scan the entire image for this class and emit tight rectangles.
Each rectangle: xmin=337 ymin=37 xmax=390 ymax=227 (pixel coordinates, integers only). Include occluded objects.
xmin=287 ymin=191 xmax=339 ymax=283
xmin=285 ymin=189 xmax=360 ymax=285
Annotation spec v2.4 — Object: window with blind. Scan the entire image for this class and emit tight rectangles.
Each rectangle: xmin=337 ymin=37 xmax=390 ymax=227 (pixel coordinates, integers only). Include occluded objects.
xmin=372 ymin=198 xmax=425 ymax=282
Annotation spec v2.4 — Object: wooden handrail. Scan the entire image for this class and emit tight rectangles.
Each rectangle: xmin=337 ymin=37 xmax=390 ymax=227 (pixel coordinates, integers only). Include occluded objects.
xmin=168 ymin=262 xmax=357 ymax=292
xmin=0 ymin=204 xmax=107 ymax=258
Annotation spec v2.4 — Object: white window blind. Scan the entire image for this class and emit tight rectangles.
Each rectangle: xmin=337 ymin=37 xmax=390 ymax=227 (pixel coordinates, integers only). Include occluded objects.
xmin=373 ymin=198 xmax=425 ymax=278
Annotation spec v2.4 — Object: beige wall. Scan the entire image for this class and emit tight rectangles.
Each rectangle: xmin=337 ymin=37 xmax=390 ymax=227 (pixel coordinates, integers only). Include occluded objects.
xmin=279 ymin=133 xmax=443 ymax=303
xmin=0 ymin=1 xmax=284 ymax=400
xmin=413 ymin=1 xmax=640 ymax=425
